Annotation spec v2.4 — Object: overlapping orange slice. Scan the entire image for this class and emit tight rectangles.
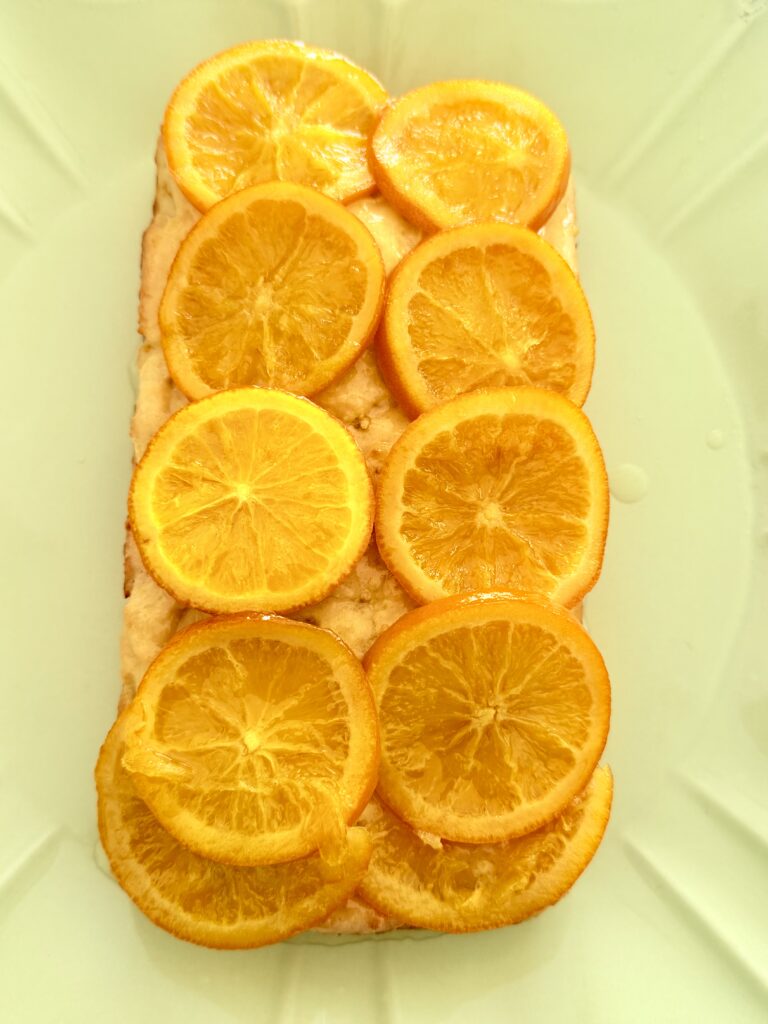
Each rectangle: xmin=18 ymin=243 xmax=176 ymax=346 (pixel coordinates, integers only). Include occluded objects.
xmin=371 ymin=80 xmax=570 ymax=232
xmin=97 ymin=711 xmax=372 ymax=948
xmin=121 ymin=615 xmax=379 ymax=865
xmin=359 ymin=768 xmax=612 ymax=932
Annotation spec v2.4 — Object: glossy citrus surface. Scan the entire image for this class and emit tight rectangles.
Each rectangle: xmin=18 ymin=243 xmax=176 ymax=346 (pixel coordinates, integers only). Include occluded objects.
xmin=375 ymin=386 xmax=608 ymax=606
xmin=365 ymin=594 xmax=611 ymax=841
xmin=96 ymin=712 xmax=373 ymax=948
xmin=121 ymin=615 xmax=379 ymax=865
xmin=129 ymin=388 xmax=374 ymax=614
xmin=359 ymin=766 xmax=612 ymax=931
xmin=379 ymin=223 xmax=594 ymax=415
xmin=164 ymin=40 xmax=387 ymax=210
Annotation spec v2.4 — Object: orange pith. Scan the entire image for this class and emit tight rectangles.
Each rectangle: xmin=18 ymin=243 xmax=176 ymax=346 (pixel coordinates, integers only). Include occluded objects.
xmin=365 ymin=594 xmax=611 ymax=842
xmin=379 ymin=223 xmax=594 ymax=416
xmin=164 ymin=39 xmax=388 ymax=211
xmin=160 ymin=182 xmax=385 ymax=400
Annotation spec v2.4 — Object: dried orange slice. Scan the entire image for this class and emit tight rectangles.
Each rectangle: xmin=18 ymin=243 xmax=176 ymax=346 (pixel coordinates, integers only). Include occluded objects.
xmin=164 ymin=40 xmax=387 ymax=211
xmin=371 ymin=80 xmax=570 ymax=232
xmin=358 ymin=767 xmax=612 ymax=932
xmin=160 ymin=182 xmax=385 ymax=400
xmin=121 ymin=615 xmax=379 ymax=865
xmin=97 ymin=712 xmax=373 ymax=948
xmin=375 ymin=386 xmax=608 ymax=607
xmin=379 ymin=224 xmax=594 ymax=416
xmin=129 ymin=388 xmax=373 ymax=614
xmin=365 ymin=594 xmax=611 ymax=842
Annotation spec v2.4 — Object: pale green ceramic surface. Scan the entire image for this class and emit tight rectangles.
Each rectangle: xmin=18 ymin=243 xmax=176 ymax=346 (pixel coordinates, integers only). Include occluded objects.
xmin=1 ymin=1 xmax=766 ymax=1021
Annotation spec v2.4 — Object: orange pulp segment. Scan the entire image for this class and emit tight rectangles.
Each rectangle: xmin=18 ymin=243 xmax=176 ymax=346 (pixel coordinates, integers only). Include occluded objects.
xmin=358 ymin=767 xmax=612 ymax=932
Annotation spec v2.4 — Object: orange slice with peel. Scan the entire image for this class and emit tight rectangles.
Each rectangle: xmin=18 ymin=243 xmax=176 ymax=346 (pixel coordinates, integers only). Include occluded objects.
xmin=164 ymin=39 xmax=387 ymax=211
xmin=129 ymin=387 xmax=373 ymax=614
xmin=121 ymin=615 xmax=379 ymax=866
xmin=365 ymin=594 xmax=611 ymax=842
xmin=97 ymin=712 xmax=373 ymax=948
xmin=160 ymin=182 xmax=385 ymax=400
xmin=375 ymin=386 xmax=608 ymax=607
xmin=379 ymin=223 xmax=595 ymax=416
xmin=370 ymin=80 xmax=570 ymax=232
xmin=358 ymin=767 xmax=612 ymax=932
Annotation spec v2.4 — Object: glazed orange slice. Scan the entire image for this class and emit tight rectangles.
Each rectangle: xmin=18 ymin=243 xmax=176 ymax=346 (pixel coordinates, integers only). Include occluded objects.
xmin=164 ymin=39 xmax=387 ymax=211
xmin=365 ymin=594 xmax=611 ymax=842
xmin=375 ymin=386 xmax=608 ymax=607
xmin=97 ymin=712 xmax=373 ymax=948
xmin=379 ymin=223 xmax=594 ymax=416
xmin=121 ymin=615 xmax=379 ymax=865
xmin=370 ymin=80 xmax=570 ymax=232
xmin=160 ymin=182 xmax=385 ymax=400
xmin=129 ymin=388 xmax=373 ymax=614
xmin=358 ymin=767 xmax=612 ymax=932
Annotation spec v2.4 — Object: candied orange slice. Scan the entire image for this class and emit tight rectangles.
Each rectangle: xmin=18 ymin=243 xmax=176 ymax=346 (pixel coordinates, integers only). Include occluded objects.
xmin=365 ymin=594 xmax=610 ymax=842
xmin=129 ymin=387 xmax=373 ymax=614
xmin=358 ymin=767 xmax=612 ymax=932
xmin=97 ymin=712 xmax=372 ymax=948
xmin=379 ymin=223 xmax=594 ymax=415
xmin=121 ymin=615 xmax=379 ymax=865
xmin=370 ymin=80 xmax=570 ymax=232
xmin=164 ymin=39 xmax=387 ymax=211
xmin=160 ymin=182 xmax=385 ymax=400
xmin=375 ymin=386 xmax=608 ymax=607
